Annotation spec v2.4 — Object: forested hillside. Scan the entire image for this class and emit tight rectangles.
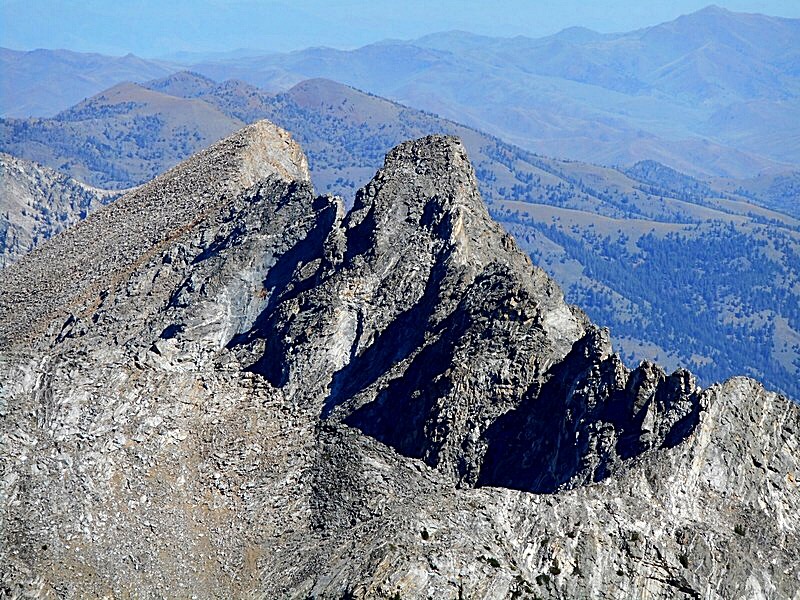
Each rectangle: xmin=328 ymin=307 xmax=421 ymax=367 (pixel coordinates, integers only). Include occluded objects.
xmin=187 ymin=6 xmax=800 ymax=178
xmin=0 ymin=82 xmax=243 ymax=188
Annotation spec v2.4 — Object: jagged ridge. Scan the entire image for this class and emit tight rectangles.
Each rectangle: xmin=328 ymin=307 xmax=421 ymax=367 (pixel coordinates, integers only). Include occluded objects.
xmin=0 ymin=120 xmax=310 ymax=349
xmin=0 ymin=123 xmax=798 ymax=599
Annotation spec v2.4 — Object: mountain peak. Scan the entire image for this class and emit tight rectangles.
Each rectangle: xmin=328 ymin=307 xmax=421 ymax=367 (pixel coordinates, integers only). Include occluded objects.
xmin=286 ymin=77 xmax=356 ymax=102
xmin=345 ymin=134 xmax=506 ymax=263
xmin=370 ymin=134 xmax=500 ymax=249
xmin=144 ymin=70 xmax=217 ymax=98
xmin=0 ymin=120 xmax=309 ymax=349
xmin=237 ymin=119 xmax=310 ymax=183
xmin=697 ymin=4 xmax=729 ymax=14
xmin=1 ymin=126 xmax=799 ymax=598
xmin=550 ymin=25 xmax=606 ymax=43
xmin=382 ymin=133 xmax=466 ymax=173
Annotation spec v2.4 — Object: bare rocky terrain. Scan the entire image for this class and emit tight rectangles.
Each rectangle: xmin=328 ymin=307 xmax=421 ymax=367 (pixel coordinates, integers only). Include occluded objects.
xmin=1 ymin=121 xmax=798 ymax=599
xmin=0 ymin=153 xmax=120 ymax=267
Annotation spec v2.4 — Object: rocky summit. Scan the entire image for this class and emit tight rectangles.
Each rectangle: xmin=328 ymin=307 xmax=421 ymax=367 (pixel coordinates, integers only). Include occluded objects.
xmin=1 ymin=120 xmax=798 ymax=599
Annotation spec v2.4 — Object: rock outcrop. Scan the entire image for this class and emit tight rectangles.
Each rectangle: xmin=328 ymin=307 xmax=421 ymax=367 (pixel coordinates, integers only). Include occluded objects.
xmin=0 ymin=153 xmax=120 ymax=267
xmin=1 ymin=121 xmax=798 ymax=599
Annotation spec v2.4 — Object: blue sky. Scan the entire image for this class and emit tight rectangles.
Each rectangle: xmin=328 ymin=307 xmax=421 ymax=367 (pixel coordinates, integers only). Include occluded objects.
xmin=2 ymin=0 xmax=799 ymax=57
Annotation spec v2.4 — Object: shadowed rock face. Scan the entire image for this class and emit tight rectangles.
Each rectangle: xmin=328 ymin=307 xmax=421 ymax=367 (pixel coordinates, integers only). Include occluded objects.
xmin=1 ymin=122 xmax=798 ymax=599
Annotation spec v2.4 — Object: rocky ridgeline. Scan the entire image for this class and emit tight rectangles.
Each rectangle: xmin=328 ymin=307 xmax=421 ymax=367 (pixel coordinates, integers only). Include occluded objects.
xmin=0 ymin=121 xmax=309 ymax=351
xmin=0 ymin=153 xmax=121 ymax=267
xmin=0 ymin=121 xmax=798 ymax=599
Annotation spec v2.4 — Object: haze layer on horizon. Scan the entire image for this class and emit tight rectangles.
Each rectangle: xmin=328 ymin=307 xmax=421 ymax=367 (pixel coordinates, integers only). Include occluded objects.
xmin=3 ymin=0 xmax=800 ymax=58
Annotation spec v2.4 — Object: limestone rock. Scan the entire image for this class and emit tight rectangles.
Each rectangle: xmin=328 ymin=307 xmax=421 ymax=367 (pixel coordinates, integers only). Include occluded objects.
xmin=0 ymin=153 xmax=121 ymax=267
xmin=0 ymin=123 xmax=798 ymax=599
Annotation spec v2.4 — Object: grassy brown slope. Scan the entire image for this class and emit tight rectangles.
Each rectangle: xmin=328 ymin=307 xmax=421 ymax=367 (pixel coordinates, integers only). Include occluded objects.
xmin=0 ymin=82 xmax=244 ymax=188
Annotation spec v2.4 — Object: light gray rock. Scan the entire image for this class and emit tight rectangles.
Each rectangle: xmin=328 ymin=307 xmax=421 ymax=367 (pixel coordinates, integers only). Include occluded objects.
xmin=0 ymin=153 xmax=120 ymax=267
xmin=0 ymin=121 xmax=798 ymax=599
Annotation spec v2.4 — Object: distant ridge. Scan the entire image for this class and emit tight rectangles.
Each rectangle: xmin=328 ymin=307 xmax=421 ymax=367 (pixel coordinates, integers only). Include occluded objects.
xmin=180 ymin=6 xmax=800 ymax=177
xmin=0 ymin=153 xmax=121 ymax=266
xmin=0 ymin=47 xmax=177 ymax=117
xmin=143 ymin=70 xmax=217 ymax=97
xmin=4 ymin=8 xmax=799 ymax=176
xmin=0 ymin=81 xmax=245 ymax=188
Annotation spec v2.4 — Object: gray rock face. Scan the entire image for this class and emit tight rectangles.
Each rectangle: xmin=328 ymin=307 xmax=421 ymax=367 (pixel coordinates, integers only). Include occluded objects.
xmin=0 ymin=153 xmax=120 ymax=267
xmin=1 ymin=122 xmax=798 ymax=599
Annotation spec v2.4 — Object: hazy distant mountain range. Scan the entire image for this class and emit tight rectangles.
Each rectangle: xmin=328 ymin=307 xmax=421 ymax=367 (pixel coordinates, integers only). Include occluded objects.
xmin=4 ymin=6 xmax=798 ymax=179
xmin=2 ymin=71 xmax=798 ymax=401
xmin=0 ymin=48 xmax=175 ymax=118
xmin=189 ymin=5 xmax=800 ymax=178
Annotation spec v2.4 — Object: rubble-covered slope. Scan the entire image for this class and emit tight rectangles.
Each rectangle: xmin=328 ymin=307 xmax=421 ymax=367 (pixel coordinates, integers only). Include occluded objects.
xmin=0 ymin=121 xmax=798 ymax=599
